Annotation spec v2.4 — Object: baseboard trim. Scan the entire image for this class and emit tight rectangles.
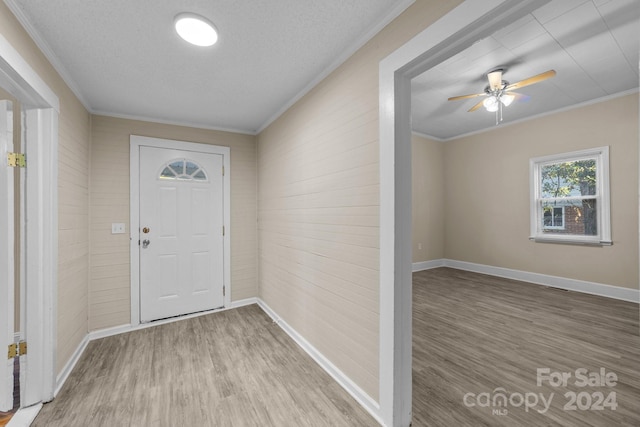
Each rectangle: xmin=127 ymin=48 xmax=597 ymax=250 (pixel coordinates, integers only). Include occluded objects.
xmin=443 ymin=259 xmax=639 ymax=303
xmin=89 ymin=297 xmax=259 ymax=341
xmin=412 ymin=259 xmax=445 ymax=272
xmin=256 ymin=299 xmax=384 ymax=426
xmin=56 ymin=297 xmax=260 ymax=395
xmin=63 ymin=297 xmax=383 ymax=424
xmin=55 ymin=334 xmax=89 ymax=397
xmin=7 ymin=402 xmax=42 ymax=427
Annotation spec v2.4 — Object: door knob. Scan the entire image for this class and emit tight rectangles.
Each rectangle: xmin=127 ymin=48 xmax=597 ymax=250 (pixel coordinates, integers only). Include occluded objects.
xmin=142 ymin=239 xmax=150 ymax=248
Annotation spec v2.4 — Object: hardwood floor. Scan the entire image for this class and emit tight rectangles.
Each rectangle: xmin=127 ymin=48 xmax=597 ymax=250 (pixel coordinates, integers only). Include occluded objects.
xmin=30 ymin=269 xmax=640 ymax=426
xmin=412 ymin=268 xmax=640 ymax=427
xmin=33 ymin=305 xmax=377 ymax=427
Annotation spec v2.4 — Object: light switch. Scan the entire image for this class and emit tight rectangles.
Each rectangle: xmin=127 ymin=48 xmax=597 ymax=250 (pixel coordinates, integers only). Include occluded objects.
xmin=111 ymin=223 xmax=126 ymax=234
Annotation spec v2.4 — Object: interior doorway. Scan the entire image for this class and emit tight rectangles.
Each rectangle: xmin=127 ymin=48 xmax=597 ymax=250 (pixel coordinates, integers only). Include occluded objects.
xmin=0 ymin=32 xmax=59 ymax=422
xmin=378 ymin=1 xmax=554 ymax=425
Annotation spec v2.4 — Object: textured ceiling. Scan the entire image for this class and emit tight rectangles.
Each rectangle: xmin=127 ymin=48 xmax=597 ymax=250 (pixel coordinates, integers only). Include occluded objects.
xmin=6 ymin=0 xmax=413 ymax=134
xmin=412 ymin=0 xmax=640 ymax=140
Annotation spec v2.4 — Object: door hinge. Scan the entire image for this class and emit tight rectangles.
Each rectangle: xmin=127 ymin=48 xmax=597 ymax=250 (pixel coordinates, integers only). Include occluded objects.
xmin=222 ymin=166 xmax=225 ymax=176
xmin=7 ymin=343 xmax=16 ymax=359
xmin=223 ymin=286 xmax=226 ymax=297
xmin=222 ymin=226 xmax=225 ymax=236
xmin=7 ymin=341 xmax=26 ymax=359
xmin=7 ymin=152 xmax=26 ymax=168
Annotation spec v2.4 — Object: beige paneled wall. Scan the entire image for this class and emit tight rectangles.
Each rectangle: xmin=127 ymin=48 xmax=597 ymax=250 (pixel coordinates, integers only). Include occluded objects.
xmin=257 ymin=0 xmax=464 ymax=401
xmin=412 ymin=134 xmax=445 ymax=263
xmin=444 ymin=94 xmax=639 ymax=289
xmin=1 ymin=3 xmax=92 ymax=375
xmin=57 ymin=94 xmax=91 ymax=374
xmin=89 ymin=116 xmax=257 ymax=331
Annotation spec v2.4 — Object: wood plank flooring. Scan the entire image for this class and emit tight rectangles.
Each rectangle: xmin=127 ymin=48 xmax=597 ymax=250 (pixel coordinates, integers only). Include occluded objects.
xmin=33 ymin=305 xmax=377 ymax=427
xmin=412 ymin=268 xmax=640 ymax=427
xmin=30 ymin=268 xmax=640 ymax=426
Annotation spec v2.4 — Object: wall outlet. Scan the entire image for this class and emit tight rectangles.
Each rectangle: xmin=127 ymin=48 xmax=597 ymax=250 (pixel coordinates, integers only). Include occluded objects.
xmin=111 ymin=223 xmax=126 ymax=234
xmin=417 ymin=243 xmax=423 ymax=250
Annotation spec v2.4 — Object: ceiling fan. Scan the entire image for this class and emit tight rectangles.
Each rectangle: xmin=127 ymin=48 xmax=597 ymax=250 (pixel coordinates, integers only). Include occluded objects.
xmin=448 ymin=68 xmax=556 ymax=125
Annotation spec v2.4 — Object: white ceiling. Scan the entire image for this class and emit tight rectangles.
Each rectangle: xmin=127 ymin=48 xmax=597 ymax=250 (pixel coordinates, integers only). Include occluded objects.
xmin=5 ymin=0 xmax=413 ymax=134
xmin=5 ymin=0 xmax=639 ymax=139
xmin=412 ymin=0 xmax=640 ymax=140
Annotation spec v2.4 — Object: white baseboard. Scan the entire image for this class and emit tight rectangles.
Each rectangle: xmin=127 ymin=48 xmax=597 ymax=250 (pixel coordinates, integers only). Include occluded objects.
xmin=443 ymin=259 xmax=639 ymax=303
xmin=89 ymin=297 xmax=259 ymax=341
xmin=55 ymin=334 xmax=89 ymax=397
xmin=256 ymin=299 xmax=384 ymax=426
xmin=56 ymin=297 xmax=260 ymax=395
xmin=7 ymin=402 xmax=42 ymax=427
xmin=412 ymin=259 xmax=445 ymax=272
xmin=61 ymin=297 xmax=382 ymax=425
xmin=228 ymin=297 xmax=259 ymax=309
xmin=57 ymin=297 xmax=383 ymax=425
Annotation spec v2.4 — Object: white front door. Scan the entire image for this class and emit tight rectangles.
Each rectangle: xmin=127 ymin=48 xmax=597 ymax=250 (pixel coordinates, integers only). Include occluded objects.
xmin=0 ymin=100 xmax=15 ymax=411
xmin=139 ymin=146 xmax=225 ymax=322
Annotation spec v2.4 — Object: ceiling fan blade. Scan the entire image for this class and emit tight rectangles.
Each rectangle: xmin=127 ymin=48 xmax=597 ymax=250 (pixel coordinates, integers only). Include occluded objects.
xmin=505 ymin=70 xmax=556 ymax=91
xmin=468 ymin=99 xmax=485 ymax=112
xmin=448 ymin=92 xmax=486 ymax=101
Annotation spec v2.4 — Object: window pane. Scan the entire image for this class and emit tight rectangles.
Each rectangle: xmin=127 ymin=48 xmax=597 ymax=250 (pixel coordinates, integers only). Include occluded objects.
xmin=185 ymin=161 xmax=199 ymax=176
xmin=541 ymin=199 xmax=597 ymax=236
xmin=169 ymin=160 xmax=185 ymax=175
xmin=541 ymin=159 xmax=596 ymax=198
xmin=160 ymin=166 xmax=176 ymax=179
xmin=193 ymin=170 xmax=207 ymax=180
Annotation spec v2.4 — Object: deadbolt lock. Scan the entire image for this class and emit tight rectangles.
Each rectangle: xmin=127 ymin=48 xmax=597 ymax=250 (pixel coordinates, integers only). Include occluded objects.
xmin=142 ymin=227 xmax=150 ymax=234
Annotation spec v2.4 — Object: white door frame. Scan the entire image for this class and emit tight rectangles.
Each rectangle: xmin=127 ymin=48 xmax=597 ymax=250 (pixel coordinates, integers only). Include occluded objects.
xmin=378 ymin=0 xmax=551 ymax=425
xmin=0 ymin=33 xmax=59 ymax=407
xmin=130 ymin=135 xmax=231 ymax=326
xmin=0 ymin=99 xmax=15 ymax=412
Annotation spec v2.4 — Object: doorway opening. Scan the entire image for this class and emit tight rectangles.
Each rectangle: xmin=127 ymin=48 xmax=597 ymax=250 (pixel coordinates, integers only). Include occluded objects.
xmin=0 ymin=32 xmax=59 ymax=422
xmin=378 ymin=1 xmax=554 ymax=425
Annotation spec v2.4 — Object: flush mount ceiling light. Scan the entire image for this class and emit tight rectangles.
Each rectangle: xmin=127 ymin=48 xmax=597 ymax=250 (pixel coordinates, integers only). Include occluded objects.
xmin=174 ymin=13 xmax=218 ymax=47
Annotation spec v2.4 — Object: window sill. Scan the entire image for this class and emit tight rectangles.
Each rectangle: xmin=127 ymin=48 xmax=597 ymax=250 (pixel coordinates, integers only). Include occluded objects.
xmin=529 ymin=236 xmax=613 ymax=246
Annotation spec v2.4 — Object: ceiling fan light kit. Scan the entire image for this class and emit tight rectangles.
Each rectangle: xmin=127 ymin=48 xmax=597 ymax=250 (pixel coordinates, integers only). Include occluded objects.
xmin=448 ymin=68 xmax=556 ymax=126
xmin=483 ymin=96 xmax=499 ymax=112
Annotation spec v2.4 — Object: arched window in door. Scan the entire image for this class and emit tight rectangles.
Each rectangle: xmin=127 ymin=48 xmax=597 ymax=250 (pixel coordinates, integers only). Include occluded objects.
xmin=159 ymin=159 xmax=207 ymax=181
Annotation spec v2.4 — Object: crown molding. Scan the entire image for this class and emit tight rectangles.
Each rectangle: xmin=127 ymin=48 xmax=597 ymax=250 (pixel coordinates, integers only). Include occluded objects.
xmin=420 ymin=88 xmax=640 ymax=142
xmin=3 ymin=0 xmax=93 ymax=111
xmin=92 ymin=110 xmax=257 ymax=136
xmin=411 ymin=130 xmax=445 ymax=142
xmin=256 ymin=0 xmax=416 ymax=135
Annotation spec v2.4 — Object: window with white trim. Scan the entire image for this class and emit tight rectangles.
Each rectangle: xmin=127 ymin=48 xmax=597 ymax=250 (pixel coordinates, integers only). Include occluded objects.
xmin=530 ymin=147 xmax=611 ymax=245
